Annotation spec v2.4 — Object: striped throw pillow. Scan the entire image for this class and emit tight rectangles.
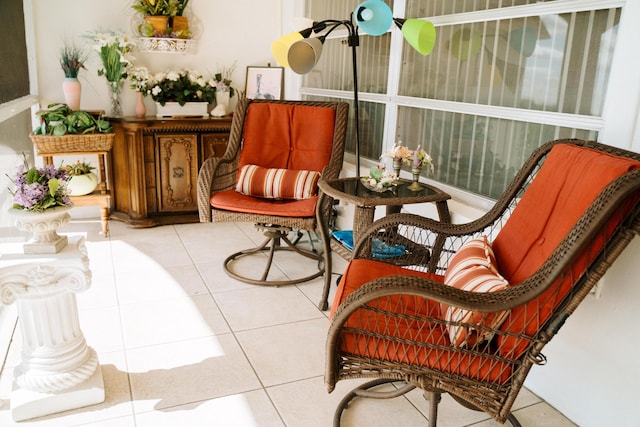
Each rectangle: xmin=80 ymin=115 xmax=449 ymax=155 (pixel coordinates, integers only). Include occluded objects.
xmin=442 ymin=236 xmax=510 ymax=347
xmin=235 ymin=165 xmax=321 ymax=200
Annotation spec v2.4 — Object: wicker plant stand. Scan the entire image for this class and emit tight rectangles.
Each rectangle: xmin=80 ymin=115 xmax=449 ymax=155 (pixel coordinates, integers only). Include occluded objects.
xmin=31 ymin=133 xmax=115 ymax=237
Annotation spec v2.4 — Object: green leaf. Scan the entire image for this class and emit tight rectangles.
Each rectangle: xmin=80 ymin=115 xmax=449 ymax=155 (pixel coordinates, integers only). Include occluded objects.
xmin=48 ymin=178 xmax=60 ymax=197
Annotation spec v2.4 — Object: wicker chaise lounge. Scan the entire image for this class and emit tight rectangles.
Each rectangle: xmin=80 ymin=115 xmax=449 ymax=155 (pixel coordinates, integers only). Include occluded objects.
xmin=326 ymin=139 xmax=640 ymax=426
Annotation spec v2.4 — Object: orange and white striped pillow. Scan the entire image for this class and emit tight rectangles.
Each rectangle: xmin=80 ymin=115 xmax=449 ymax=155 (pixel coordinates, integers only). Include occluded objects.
xmin=442 ymin=236 xmax=510 ymax=347
xmin=235 ymin=165 xmax=321 ymax=200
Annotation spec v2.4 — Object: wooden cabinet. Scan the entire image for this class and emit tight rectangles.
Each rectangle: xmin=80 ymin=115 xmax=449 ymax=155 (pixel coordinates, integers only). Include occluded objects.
xmin=110 ymin=116 xmax=233 ymax=227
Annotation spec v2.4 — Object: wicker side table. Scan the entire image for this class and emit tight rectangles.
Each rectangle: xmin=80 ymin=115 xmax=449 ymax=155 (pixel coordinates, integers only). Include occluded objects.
xmin=316 ymin=177 xmax=451 ymax=310
xmin=31 ymin=133 xmax=114 ymax=237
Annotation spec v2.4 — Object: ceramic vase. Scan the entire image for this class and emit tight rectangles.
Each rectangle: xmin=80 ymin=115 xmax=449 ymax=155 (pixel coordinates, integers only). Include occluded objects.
xmin=9 ymin=205 xmax=72 ymax=254
xmin=215 ymin=90 xmax=230 ymax=112
xmin=107 ymin=80 xmax=123 ymax=117
xmin=67 ymin=173 xmax=99 ymax=196
xmin=62 ymin=77 xmax=81 ymax=110
xmin=135 ymin=92 xmax=147 ymax=118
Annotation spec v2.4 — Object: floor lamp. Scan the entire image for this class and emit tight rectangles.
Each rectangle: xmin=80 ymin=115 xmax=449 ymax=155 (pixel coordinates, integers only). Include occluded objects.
xmin=271 ymin=0 xmax=437 ymax=174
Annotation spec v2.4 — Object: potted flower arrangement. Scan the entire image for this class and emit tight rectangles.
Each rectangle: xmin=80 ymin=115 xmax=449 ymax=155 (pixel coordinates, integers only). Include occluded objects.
xmin=59 ymin=42 xmax=87 ymax=111
xmin=361 ymin=165 xmax=399 ymax=192
xmin=64 ymin=160 xmax=99 ymax=196
xmin=211 ymin=62 xmax=236 ymax=116
xmin=85 ymin=30 xmax=135 ymax=117
xmin=148 ymin=68 xmax=216 ymax=117
xmin=129 ymin=66 xmax=151 ymax=118
xmin=381 ymin=140 xmax=413 ymax=177
xmin=132 ymin=0 xmax=190 ymax=38
xmin=7 ymin=155 xmax=72 ymax=253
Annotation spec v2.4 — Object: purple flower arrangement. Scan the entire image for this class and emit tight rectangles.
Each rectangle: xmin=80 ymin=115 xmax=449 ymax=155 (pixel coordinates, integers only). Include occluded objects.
xmin=8 ymin=156 xmax=71 ymax=212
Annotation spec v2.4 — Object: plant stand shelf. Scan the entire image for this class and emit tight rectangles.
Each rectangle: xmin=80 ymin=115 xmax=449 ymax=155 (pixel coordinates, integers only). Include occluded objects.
xmin=34 ymin=135 xmax=114 ymax=237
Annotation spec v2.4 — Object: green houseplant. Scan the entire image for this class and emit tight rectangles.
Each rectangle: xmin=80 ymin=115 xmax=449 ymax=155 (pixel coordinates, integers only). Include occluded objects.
xmin=64 ymin=160 xmax=99 ymax=196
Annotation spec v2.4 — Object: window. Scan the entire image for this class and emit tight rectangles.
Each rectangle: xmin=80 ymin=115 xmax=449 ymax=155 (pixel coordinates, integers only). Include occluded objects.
xmin=301 ymin=0 xmax=621 ymax=199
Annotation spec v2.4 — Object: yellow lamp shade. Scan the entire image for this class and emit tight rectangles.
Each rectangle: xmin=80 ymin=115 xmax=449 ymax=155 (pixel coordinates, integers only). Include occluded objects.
xmin=271 ymin=32 xmax=304 ymax=68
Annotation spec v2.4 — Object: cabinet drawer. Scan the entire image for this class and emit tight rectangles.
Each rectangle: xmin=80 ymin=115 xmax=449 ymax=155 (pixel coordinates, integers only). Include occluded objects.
xmin=201 ymin=132 xmax=229 ymax=159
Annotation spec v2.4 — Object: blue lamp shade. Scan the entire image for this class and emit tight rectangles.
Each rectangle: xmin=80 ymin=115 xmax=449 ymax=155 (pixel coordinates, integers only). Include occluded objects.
xmin=398 ymin=19 xmax=437 ymax=56
xmin=354 ymin=0 xmax=393 ymax=36
xmin=509 ymin=26 xmax=537 ymax=57
xmin=288 ymin=37 xmax=325 ymax=75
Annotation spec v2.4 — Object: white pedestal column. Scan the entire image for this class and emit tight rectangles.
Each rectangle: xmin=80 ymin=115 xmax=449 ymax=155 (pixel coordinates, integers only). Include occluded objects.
xmin=0 ymin=236 xmax=104 ymax=421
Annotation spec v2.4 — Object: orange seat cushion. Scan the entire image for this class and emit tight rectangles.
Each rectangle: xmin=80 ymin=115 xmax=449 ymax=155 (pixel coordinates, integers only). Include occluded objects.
xmin=492 ymin=144 xmax=640 ymax=358
xmin=331 ymin=259 xmax=514 ymax=384
xmin=210 ymin=189 xmax=318 ymax=217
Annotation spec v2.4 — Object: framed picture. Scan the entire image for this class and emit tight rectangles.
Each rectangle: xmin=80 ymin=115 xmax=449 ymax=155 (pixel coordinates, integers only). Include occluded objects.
xmin=245 ymin=66 xmax=284 ymax=100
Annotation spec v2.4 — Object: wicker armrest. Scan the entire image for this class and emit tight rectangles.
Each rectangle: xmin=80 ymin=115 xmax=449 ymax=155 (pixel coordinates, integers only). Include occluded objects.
xmin=197 ymin=156 xmax=239 ymax=222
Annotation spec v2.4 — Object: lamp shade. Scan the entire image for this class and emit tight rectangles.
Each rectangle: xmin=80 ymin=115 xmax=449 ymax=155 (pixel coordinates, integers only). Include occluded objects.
xmin=288 ymin=37 xmax=325 ymax=74
xmin=354 ymin=0 xmax=393 ymax=36
xmin=272 ymin=32 xmax=304 ymax=67
xmin=400 ymin=19 xmax=436 ymax=56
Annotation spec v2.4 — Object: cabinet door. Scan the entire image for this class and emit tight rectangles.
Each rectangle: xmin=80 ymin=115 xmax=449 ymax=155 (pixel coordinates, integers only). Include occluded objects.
xmin=201 ymin=132 xmax=229 ymax=159
xmin=156 ymin=134 xmax=198 ymax=213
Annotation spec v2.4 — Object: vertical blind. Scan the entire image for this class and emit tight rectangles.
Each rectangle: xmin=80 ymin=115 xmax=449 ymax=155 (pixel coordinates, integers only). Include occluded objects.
xmin=301 ymin=0 xmax=620 ymax=199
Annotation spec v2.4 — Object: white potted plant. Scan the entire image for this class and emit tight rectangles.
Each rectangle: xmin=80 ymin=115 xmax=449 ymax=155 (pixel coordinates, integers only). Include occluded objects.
xmin=65 ymin=160 xmax=98 ymax=196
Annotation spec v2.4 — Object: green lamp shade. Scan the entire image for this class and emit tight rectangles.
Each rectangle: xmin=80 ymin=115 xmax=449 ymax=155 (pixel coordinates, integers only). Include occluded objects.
xmin=272 ymin=32 xmax=304 ymax=68
xmin=401 ymin=19 xmax=437 ymax=56
xmin=354 ymin=0 xmax=393 ymax=36
xmin=288 ymin=37 xmax=324 ymax=75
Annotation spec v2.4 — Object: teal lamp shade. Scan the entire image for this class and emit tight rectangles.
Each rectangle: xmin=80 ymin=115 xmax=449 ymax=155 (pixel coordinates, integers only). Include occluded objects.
xmin=509 ymin=26 xmax=537 ymax=57
xmin=398 ymin=19 xmax=437 ymax=56
xmin=272 ymin=32 xmax=305 ymax=67
xmin=288 ymin=37 xmax=324 ymax=75
xmin=354 ymin=0 xmax=393 ymax=36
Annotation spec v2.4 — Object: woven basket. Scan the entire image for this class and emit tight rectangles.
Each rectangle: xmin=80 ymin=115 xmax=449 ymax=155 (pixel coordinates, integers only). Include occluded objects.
xmin=30 ymin=133 xmax=115 ymax=155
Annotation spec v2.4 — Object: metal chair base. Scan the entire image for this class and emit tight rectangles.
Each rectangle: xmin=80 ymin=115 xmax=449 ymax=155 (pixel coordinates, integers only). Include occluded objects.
xmin=333 ymin=379 xmax=521 ymax=427
xmin=223 ymin=224 xmax=324 ymax=286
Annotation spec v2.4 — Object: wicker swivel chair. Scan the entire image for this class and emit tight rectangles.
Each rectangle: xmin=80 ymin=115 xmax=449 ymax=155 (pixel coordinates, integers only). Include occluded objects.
xmin=326 ymin=139 xmax=640 ymax=426
xmin=197 ymin=98 xmax=348 ymax=285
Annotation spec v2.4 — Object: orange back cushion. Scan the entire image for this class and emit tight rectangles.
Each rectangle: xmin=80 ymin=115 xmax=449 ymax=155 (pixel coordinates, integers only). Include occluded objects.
xmin=237 ymin=103 xmax=337 ymax=172
xmin=492 ymin=144 xmax=640 ymax=357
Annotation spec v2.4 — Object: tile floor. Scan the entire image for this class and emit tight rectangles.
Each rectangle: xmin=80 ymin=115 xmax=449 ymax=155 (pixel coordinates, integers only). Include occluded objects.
xmin=0 ymin=218 xmax=577 ymax=426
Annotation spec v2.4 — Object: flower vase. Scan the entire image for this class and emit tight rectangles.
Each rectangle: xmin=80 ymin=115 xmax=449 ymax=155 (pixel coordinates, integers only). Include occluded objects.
xmin=215 ymin=90 xmax=230 ymax=112
xmin=392 ymin=158 xmax=402 ymax=178
xmin=62 ymin=77 xmax=81 ymax=110
xmin=135 ymin=91 xmax=146 ymax=118
xmin=107 ymin=80 xmax=123 ymax=117
xmin=408 ymin=165 xmax=423 ymax=191
xmin=9 ymin=206 xmax=72 ymax=254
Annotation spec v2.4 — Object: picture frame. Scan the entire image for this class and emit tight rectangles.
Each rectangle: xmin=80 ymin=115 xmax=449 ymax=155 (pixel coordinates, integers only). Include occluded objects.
xmin=245 ymin=66 xmax=284 ymax=100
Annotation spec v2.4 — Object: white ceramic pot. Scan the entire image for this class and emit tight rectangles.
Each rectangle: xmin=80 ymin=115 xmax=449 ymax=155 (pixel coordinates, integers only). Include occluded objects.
xmin=67 ymin=173 xmax=98 ymax=196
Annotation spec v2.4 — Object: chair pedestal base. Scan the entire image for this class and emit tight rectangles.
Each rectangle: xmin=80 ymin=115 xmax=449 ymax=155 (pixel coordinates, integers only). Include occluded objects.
xmin=333 ymin=379 xmax=522 ymax=427
xmin=223 ymin=224 xmax=324 ymax=286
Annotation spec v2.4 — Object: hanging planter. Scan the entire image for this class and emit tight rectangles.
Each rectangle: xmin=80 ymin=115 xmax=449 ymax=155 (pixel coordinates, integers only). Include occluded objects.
xmin=144 ymin=15 xmax=169 ymax=35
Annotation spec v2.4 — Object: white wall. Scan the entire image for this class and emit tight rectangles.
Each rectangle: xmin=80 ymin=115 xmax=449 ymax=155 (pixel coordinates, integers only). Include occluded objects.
xmin=32 ymin=0 xmax=282 ymax=116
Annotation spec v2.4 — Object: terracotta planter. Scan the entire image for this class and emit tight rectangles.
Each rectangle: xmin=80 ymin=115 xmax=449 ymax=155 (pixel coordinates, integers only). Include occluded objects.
xmin=171 ymin=16 xmax=189 ymax=34
xmin=62 ymin=77 xmax=81 ymax=110
xmin=145 ymin=15 xmax=169 ymax=35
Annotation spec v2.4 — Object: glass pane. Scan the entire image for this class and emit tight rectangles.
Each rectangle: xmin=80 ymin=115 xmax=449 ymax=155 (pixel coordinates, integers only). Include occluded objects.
xmin=306 ymin=0 xmax=394 ymax=21
xmin=302 ymin=33 xmax=390 ymax=94
xmin=306 ymin=95 xmax=385 ymax=163
xmin=399 ymin=9 xmax=620 ymax=115
xmin=396 ymin=107 xmax=597 ymax=199
xmin=407 ymin=0 xmax=555 ymax=17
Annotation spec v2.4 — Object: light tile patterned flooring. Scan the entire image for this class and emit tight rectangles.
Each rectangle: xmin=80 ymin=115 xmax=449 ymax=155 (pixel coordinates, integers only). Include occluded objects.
xmin=0 ymin=219 xmax=577 ymax=426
